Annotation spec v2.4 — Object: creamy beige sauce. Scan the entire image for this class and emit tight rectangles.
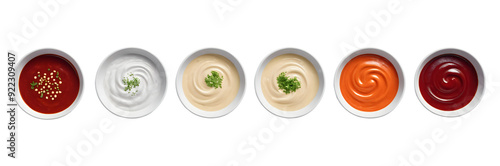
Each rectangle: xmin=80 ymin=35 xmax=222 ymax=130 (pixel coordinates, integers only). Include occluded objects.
xmin=261 ymin=54 xmax=319 ymax=111
xmin=182 ymin=54 xmax=240 ymax=111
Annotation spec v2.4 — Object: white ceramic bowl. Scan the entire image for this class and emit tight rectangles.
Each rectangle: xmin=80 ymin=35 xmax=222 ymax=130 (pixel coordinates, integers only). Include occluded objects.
xmin=415 ymin=48 xmax=484 ymax=117
xmin=176 ymin=48 xmax=246 ymax=118
xmin=334 ymin=48 xmax=404 ymax=118
xmin=16 ymin=49 xmax=84 ymax=119
xmin=255 ymin=48 xmax=324 ymax=118
xmin=96 ymin=48 xmax=167 ymax=118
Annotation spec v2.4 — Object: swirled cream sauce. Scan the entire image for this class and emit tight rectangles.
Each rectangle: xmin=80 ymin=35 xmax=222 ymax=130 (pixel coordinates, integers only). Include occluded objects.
xmin=261 ymin=54 xmax=319 ymax=111
xmin=339 ymin=54 xmax=399 ymax=112
xmin=103 ymin=54 xmax=162 ymax=112
xmin=182 ymin=54 xmax=240 ymax=111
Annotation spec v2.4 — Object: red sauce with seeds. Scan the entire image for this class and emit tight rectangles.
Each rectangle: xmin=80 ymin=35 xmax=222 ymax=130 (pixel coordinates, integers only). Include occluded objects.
xmin=19 ymin=54 xmax=80 ymax=114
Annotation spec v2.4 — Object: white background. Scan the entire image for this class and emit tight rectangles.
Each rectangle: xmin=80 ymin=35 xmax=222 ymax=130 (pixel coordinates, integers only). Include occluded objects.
xmin=2 ymin=0 xmax=500 ymax=165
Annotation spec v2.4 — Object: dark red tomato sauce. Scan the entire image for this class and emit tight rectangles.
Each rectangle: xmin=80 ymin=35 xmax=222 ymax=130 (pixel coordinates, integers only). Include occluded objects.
xmin=19 ymin=54 xmax=80 ymax=114
xmin=419 ymin=54 xmax=478 ymax=111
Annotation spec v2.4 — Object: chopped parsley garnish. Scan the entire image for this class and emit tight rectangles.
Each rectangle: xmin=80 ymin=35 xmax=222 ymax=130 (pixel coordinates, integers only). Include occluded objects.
xmin=205 ymin=71 xmax=223 ymax=89
xmin=277 ymin=72 xmax=301 ymax=94
xmin=30 ymin=81 xmax=38 ymax=89
xmin=122 ymin=73 xmax=140 ymax=96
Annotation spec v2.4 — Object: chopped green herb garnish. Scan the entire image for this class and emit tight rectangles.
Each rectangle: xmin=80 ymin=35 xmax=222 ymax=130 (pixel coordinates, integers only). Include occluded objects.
xmin=132 ymin=90 xmax=138 ymax=96
xmin=277 ymin=72 xmax=301 ymax=94
xmin=48 ymin=68 xmax=50 ymax=71
xmin=30 ymin=81 xmax=38 ymax=89
xmin=122 ymin=73 xmax=140 ymax=96
xmin=205 ymin=71 xmax=223 ymax=89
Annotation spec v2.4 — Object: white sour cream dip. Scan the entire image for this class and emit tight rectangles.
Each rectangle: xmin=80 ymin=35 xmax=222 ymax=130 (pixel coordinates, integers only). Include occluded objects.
xmin=102 ymin=53 xmax=163 ymax=113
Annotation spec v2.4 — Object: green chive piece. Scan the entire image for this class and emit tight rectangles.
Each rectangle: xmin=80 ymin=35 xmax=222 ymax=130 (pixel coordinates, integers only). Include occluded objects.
xmin=30 ymin=81 xmax=38 ymax=89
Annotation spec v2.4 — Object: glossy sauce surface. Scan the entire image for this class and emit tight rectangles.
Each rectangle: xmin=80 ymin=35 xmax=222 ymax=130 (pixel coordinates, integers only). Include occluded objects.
xmin=19 ymin=54 xmax=80 ymax=114
xmin=183 ymin=54 xmax=240 ymax=111
xmin=340 ymin=54 xmax=399 ymax=112
xmin=261 ymin=54 xmax=319 ymax=111
xmin=419 ymin=54 xmax=478 ymax=111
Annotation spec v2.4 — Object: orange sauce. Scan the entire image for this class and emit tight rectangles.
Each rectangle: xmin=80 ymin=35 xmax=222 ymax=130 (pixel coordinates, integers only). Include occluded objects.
xmin=340 ymin=54 xmax=399 ymax=112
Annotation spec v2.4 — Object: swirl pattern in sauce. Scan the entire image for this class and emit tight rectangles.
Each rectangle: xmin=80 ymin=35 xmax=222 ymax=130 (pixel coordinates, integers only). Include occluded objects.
xmin=182 ymin=54 xmax=240 ymax=111
xmin=103 ymin=54 xmax=163 ymax=112
xmin=418 ymin=54 xmax=478 ymax=111
xmin=340 ymin=54 xmax=399 ymax=112
xmin=261 ymin=54 xmax=319 ymax=111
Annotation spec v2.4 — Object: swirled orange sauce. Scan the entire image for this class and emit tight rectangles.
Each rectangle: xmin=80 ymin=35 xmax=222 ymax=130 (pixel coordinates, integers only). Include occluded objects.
xmin=340 ymin=54 xmax=399 ymax=112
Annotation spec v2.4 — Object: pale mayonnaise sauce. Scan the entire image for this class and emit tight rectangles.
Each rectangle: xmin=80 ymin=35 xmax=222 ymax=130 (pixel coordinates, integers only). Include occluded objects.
xmin=103 ymin=54 xmax=162 ymax=112
xmin=261 ymin=54 xmax=319 ymax=111
xmin=182 ymin=54 xmax=240 ymax=111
